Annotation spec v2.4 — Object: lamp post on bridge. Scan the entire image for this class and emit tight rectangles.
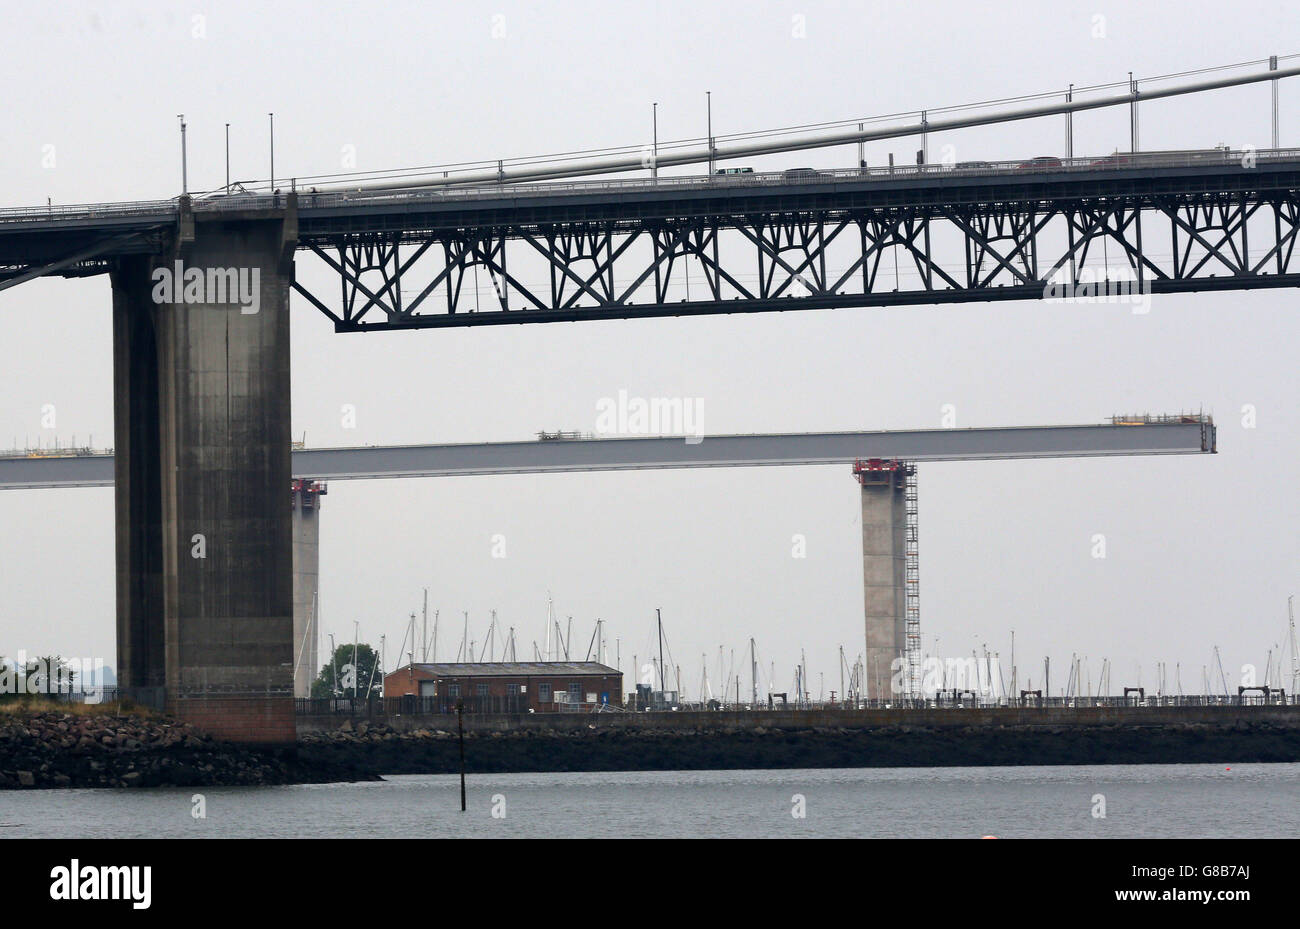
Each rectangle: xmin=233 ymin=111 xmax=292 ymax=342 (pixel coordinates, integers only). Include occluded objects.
xmin=1271 ymin=55 xmax=1280 ymax=149
xmin=177 ymin=115 xmax=187 ymax=194
xmin=269 ymin=112 xmax=275 ymax=191
xmin=1066 ymin=84 xmax=1073 ymax=159
xmin=225 ymin=122 xmax=230 ymax=195
xmin=1129 ymin=71 xmax=1139 ymax=152
xmin=652 ymin=102 xmax=658 ymax=179
xmin=706 ymin=91 xmax=713 ymax=174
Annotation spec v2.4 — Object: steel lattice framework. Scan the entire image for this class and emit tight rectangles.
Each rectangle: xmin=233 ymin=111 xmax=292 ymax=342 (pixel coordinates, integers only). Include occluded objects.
xmin=289 ymin=173 xmax=1300 ymax=332
xmin=903 ymin=466 xmax=920 ymax=700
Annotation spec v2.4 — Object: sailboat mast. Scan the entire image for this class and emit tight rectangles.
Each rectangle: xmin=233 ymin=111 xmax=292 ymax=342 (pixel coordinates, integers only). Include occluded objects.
xmin=657 ymin=609 xmax=666 ymax=694
xmin=407 ymin=612 xmax=415 ymax=669
xmin=1289 ymin=596 xmax=1299 ymax=695
xmin=545 ymin=594 xmax=554 ymax=661
xmin=1010 ymin=629 xmax=1016 ymax=699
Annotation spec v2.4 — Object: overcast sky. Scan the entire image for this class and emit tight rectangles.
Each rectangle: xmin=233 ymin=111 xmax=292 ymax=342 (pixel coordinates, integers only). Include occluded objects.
xmin=0 ymin=0 xmax=1297 ymax=699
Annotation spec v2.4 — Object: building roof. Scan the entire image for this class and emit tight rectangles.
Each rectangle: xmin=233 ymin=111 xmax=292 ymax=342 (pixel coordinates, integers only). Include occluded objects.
xmin=390 ymin=661 xmax=620 ymax=678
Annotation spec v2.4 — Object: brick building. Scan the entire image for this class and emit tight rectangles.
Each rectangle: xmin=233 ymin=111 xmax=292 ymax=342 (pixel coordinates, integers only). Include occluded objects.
xmin=383 ymin=661 xmax=622 ymax=713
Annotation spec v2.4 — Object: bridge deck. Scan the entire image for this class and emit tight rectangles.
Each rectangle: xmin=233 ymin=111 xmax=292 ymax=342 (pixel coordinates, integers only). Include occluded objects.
xmin=4 ymin=148 xmax=1295 ymax=330
xmin=2 ymin=148 xmax=1297 ymax=237
xmin=0 ymin=420 xmax=1215 ymax=489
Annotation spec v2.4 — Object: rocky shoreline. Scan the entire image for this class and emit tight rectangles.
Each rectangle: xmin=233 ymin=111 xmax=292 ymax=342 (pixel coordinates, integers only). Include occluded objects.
xmin=5 ymin=710 xmax=1300 ymax=789
xmin=0 ymin=709 xmax=376 ymax=789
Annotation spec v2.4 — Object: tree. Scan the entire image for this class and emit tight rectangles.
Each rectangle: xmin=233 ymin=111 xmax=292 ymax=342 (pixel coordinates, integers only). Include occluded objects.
xmin=311 ymin=642 xmax=382 ymax=699
xmin=24 ymin=655 xmax=75 ymax=695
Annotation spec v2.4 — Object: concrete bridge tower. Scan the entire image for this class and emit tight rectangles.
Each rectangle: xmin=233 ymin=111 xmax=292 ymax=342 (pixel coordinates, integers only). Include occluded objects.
xmin=291 ymin=479 xmax=325 ymax=698
xmin=855 ymin=459 xmax=918 ymax=702
xmin=111 ymin=195 xmax=298 ymax=743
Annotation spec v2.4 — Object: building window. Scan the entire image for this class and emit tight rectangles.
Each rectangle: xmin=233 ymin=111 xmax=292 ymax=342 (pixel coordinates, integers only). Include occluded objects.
xmin=539 ymin=683 xmax=551 ymax=702
xmin=448 ymin=684 xmax=460 ymax=698
xmin=568 ymin=683 xmax=582 ymax=703
xmin=476 ymin=683 xmax=489 ymax=696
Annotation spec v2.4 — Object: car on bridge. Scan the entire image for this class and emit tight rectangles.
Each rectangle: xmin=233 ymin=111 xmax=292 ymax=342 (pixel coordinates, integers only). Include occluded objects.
xmin=1016 ymin=155 xmax=1064 ymax=171
xmin=712 ymin=166 xmax=759 ymax=184
xmin=1089 ymin=152 xmax=1139 ymax=169
xmin=781 ymin=167 xmax=830 ymax=181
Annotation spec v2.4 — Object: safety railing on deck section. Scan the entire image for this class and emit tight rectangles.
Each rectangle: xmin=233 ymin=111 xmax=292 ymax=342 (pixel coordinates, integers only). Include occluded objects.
xmin=1110 ymin=412 xmax=1211 ymax=425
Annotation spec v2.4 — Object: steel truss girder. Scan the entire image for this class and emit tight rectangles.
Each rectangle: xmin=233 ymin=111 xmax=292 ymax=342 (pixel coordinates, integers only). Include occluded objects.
xmin=0 ymin=231 xmax=157 ymax=292
xmin=292 ymin=192 xmax=1300 ymax=331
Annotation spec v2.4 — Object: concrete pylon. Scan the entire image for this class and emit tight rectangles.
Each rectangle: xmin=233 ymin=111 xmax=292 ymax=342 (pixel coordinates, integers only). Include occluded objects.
xmin=856 ymin=460 xmax=909 ymax=702
xmin=291 ymin=479 xmax=325 ymax=698
xmin=111 ymin=196 xmax=298 ymax=743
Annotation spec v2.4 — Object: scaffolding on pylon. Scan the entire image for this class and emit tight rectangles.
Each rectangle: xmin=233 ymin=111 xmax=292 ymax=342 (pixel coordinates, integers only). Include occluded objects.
xmin=903 ymin=464 xmax=920 ymax=699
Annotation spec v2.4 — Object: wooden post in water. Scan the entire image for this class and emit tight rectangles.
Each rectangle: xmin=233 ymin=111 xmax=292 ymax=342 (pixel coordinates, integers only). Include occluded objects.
xmin=456 ymin=699 xmax=466 ymax=812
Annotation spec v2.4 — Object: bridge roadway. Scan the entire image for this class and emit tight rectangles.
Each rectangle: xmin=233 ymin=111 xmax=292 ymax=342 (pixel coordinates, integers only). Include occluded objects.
xmin=2 ymin=147 xmax=1297 ymax=236
xmin=0 ymin=419 xmax=1216 ymax=489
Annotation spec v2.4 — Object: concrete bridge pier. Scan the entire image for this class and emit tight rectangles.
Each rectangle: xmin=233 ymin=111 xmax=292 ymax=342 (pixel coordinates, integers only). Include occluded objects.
xmin=856 ymin=460 xmax=910 ymax=702
xmin=111 ymin=197 xmax=298 ymax=743
xmin=291 ymin=479 xmax=325 ymax=698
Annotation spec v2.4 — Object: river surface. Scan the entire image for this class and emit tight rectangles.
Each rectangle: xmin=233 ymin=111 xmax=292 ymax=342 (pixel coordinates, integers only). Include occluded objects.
xmin=2 ymin=763 xmax=1295 ymax=838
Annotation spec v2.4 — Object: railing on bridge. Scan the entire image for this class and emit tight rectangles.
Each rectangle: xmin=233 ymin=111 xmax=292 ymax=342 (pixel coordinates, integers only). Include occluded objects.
xmin=4 ymin=147 xmax=1298 ymax=225
xmin=0 ymin=198 xmax=179 ymax=224
xmin=0 ymin=444 xmax=112 ymax=460
xmin=231 ymin=147 xmax=1300 ymax=212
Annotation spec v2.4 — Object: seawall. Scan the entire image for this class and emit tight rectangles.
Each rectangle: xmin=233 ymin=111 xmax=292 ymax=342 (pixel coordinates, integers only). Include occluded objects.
xmin=295 ymin=707 xmax=1300 ymax=774
xmin=297 ymin=704 xmax=1300 ymax=734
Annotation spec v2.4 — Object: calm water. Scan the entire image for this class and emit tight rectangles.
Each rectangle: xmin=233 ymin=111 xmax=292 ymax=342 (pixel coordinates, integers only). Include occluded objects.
xmin=2 ymin=763 xmax=1295 ymax=838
